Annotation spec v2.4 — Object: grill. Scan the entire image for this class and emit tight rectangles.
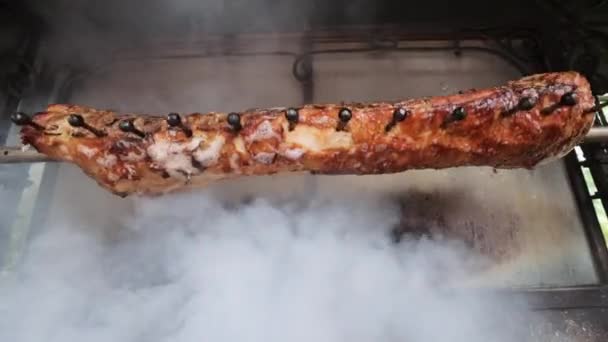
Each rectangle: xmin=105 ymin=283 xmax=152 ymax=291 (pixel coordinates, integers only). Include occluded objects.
xmin=1 ymin=1 xmax=608 ymax=340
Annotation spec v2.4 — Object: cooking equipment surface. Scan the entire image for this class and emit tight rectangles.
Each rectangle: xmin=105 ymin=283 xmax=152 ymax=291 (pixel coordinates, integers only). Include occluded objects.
xmin=1 ymin=39 xmax=600 ymax=288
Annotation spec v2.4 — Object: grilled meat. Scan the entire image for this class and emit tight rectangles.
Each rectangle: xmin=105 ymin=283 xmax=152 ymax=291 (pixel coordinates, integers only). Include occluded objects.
xmin=19 ymin=71 xmax=595 ymax=197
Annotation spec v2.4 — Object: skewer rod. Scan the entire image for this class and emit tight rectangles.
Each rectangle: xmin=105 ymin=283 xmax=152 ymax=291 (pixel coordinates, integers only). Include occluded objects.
xmin=0 ymin=147 xmax=55 ymax=164
xmin=583 ymin=127 xmax=608 ymax=144
xmin=2 ymin=127 xmax=608 ymax=164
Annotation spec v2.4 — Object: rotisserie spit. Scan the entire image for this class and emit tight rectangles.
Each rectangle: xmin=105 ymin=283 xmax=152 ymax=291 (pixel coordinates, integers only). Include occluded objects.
xmin=8 ymin=71 xmax=603 ymax=197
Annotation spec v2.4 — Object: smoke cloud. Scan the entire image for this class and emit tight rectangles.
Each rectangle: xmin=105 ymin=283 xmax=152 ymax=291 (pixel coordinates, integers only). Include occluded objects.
xmin=2 ymin=2 xmax=549 ymax=341
xmin=0 ymin=190 xmax=532 ymax=342
xmin=24 ymin=0 xmax=317 ymax=69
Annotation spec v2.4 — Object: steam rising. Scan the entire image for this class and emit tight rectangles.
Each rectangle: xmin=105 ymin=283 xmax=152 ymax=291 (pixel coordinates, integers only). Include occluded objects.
xmin=0 ymin=191 xmax=530 ymax=342
xmin=24 ymin=0 xmax=317 ymax=68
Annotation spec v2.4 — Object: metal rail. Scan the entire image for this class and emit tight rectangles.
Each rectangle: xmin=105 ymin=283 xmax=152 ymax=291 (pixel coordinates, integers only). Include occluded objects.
xmin=1 ymin=127 xmax=608 ymax=164
xmin=584 ymin=126 xmax=608 ymax=143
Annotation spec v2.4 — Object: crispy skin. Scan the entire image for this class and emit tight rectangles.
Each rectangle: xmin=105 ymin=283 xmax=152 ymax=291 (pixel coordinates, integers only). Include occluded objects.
xmin=21 ymin=72 xmax=595 ymax=197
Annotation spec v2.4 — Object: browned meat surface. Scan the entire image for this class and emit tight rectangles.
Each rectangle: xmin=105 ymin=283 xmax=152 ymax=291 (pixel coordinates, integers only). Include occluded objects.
xmin=19 ymin=71 xmax=595 ymax=197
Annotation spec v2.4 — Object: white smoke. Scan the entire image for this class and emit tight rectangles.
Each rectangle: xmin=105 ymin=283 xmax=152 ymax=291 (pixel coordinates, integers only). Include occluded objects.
xmin=5 ymin=2 xmax=539 ymax=341
xmin=0 ymin=189 xmax=530 ymax=342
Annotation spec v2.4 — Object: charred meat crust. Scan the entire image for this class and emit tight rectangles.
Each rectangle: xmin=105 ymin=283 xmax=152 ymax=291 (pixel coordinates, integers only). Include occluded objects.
xmin=20 ymin=72 xmax=595 ymax=197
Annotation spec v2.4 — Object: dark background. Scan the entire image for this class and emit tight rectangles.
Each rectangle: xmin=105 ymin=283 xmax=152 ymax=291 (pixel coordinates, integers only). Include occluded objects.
xmin=2 ymin=1 xmax=607 ymax=42
xmin=1 ymin=0 xmax=607 ymax=79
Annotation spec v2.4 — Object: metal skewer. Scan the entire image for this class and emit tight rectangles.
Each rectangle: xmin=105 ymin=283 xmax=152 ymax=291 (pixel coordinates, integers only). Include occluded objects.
xmin=582 ymin=127 xmax=608 ymax=143
xmin=0 ymin=146 xmax=56 ymax=163
xmin=1 ymin=127 xmax=607 ymax=164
